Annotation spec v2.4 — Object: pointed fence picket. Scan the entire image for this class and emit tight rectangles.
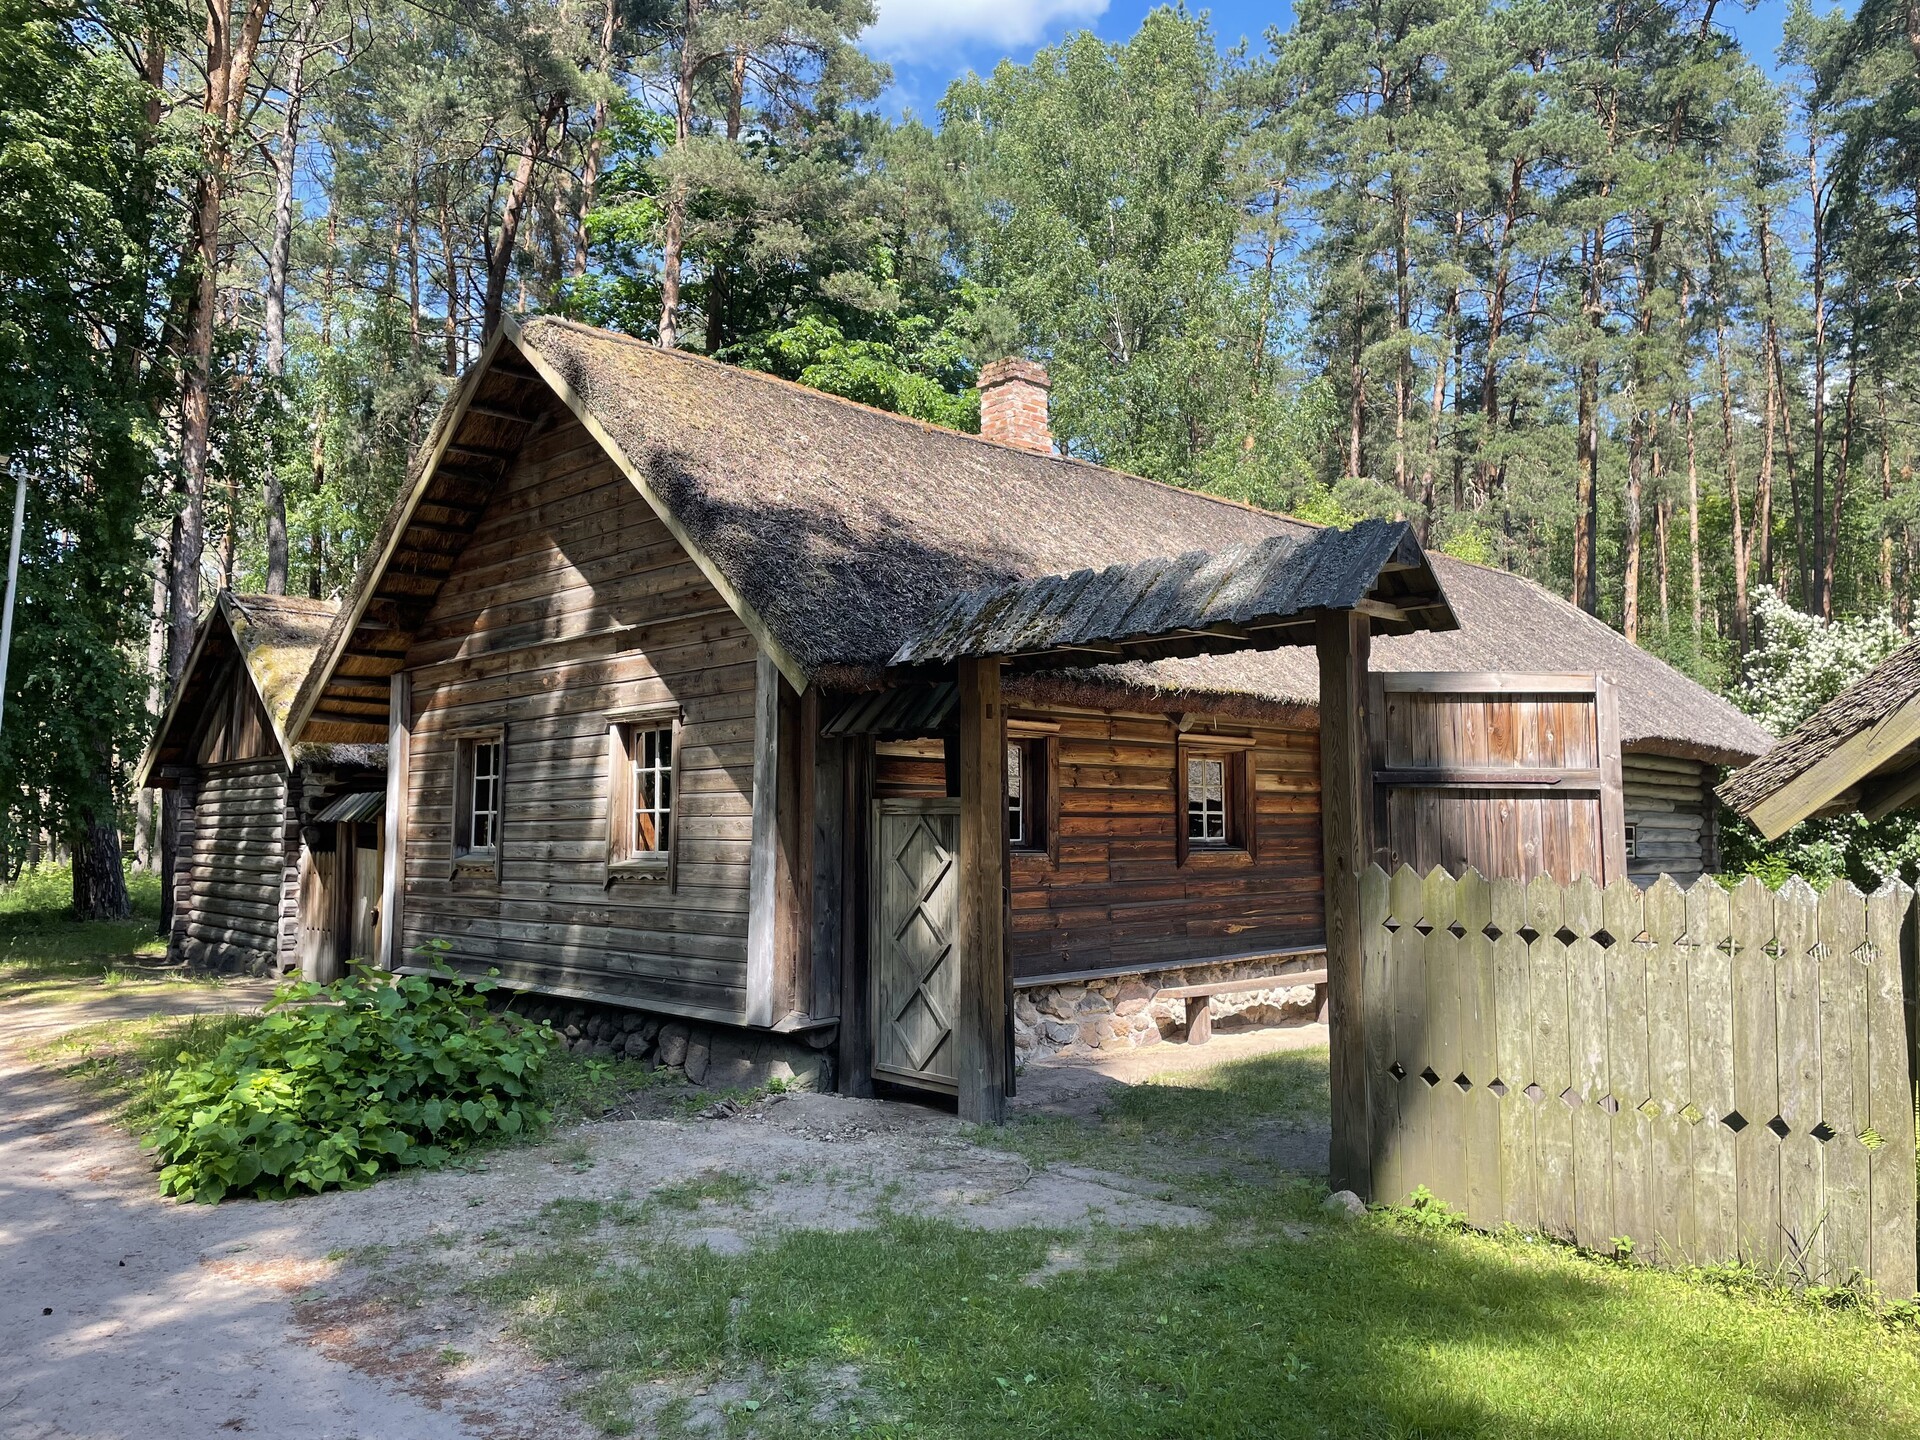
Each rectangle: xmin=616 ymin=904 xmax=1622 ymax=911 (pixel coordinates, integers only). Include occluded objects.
xmin=1359 ymin=864 xmax=1918 ymax=1298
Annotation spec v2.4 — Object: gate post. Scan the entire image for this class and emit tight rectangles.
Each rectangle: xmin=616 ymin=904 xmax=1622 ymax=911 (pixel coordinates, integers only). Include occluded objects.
xmin=956 ymin=656 xmax=1010 ymax=1123
xmin=1318 ymin=610 xmax=1374 ymax=1197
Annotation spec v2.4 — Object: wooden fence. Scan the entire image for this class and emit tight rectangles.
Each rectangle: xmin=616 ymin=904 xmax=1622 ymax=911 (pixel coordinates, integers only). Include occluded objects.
xmin=1359 ymin=865 xmax=1918 ymax=1296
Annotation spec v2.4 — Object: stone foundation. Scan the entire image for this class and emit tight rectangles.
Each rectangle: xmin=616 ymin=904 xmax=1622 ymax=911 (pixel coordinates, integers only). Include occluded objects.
xmin=1012 ymin=953 xmax=1327 ymax=1063
xmin=487 ymin=989 xmax=834 ymax=1092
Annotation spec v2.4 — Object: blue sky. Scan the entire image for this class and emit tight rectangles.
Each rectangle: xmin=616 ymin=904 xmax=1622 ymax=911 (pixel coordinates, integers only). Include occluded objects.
xmin=868 ymin=1 xmax=1798 ymax=123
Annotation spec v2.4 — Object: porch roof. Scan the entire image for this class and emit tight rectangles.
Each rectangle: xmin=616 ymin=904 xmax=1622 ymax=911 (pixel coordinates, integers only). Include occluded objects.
xmin=888 ymin=521 xmax=1453 ymax=671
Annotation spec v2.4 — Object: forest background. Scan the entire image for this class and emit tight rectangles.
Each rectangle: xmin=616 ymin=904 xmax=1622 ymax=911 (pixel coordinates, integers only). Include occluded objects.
xmin=7 ymin=0 xmax=1920 ymax=916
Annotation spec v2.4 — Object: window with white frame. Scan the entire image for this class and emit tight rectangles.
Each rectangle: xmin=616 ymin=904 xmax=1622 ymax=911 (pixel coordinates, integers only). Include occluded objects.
xmin=454 ymin=734 xmax=504 ymax=864
xmin=1186 ymin=753 xmax=1229 ymax=845
xmin=630 ymin=726 xmax=673 ymax=855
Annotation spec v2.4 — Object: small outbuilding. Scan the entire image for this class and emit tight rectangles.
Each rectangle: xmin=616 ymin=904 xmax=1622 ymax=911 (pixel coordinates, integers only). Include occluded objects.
xmin=137 ymin=593 xmax=385 ymax=976
xmin=1719 ymin=638 xmax=1920 ymax=837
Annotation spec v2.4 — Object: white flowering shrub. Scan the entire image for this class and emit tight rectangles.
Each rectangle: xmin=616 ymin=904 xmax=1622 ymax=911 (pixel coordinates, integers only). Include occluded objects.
xmin=1721 ymin=588 xmax=1920 ymax=888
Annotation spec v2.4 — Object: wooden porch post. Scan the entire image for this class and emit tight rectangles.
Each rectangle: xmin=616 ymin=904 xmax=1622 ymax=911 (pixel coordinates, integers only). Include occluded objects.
xmin=957 ymin=656 xmax=1010 ymax=1123
xmin=378 ymin=670 xmax=412 ymax=971
xmin=1317 ymin=609 xmax=1373 ymax=1197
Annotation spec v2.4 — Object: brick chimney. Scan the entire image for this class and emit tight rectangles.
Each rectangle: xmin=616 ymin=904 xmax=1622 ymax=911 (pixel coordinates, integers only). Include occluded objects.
xmin=977 ymin=357 xmax=1053 ymax=454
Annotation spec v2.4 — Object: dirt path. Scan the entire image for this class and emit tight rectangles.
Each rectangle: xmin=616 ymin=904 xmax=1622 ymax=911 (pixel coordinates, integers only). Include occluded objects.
xmin=0 ymin=983 xmax=529 ymax=1440
xmin=0 ymin=986 xmax=1323 ymax=1438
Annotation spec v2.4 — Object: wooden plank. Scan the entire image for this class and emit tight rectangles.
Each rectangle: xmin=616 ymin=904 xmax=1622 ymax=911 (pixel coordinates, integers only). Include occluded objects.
xmin=1563 ymin=876 xmax=1612 ymax=1250
xmin=1384 ymin=865 xmax=1427 ymax=1207
xmin=956 ymin=658 xmax=1009 ymax=1123
xmin=1421 ymin=866 xmax=1467 ymax=1211
xmin=1816 ymin=882 xmax=1869 ymax=1286
xmin=380 ymin=672 xmax=411 ymax=970
xmin=1641 ymin=877 xmax=1693 ymax=1263
xmin=1775 ymin=881 xmax=1825 ymax=1278
xmin=1729 ymin=875 xmax=1781 ymax=1269
xmin=743 ymin=653 xmax=782 ymax=1028
xmin=1863 ymin=882 xmax=1917 ymax=1297
xmin=1373 ymin=768 xmax=1603 ymax=789
xmin=1527 ymin=872 xmax=1575 ymax=1239
xmin=1456 ymin=868 xmax=1502 ymax=1228
xmin=1359 ymin=865 xmax=1396 ymax=1205
xmin=1379 ymin=672 xmax=1605 ymax=695
xmin=1490 ymin=874 xmax=1535 ymax=1228
xmin=1602 ymin=877 xmax=1651 ymax=1254
xmin=1318 ymin=609 xmax=1374 ymax=1196
xmin=1595 ymin=677 xmax=1627 ymax=883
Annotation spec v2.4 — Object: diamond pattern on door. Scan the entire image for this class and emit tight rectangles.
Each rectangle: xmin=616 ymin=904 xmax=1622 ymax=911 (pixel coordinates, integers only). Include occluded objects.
xmin=872 ymin=800 xmax=962 ymax=1091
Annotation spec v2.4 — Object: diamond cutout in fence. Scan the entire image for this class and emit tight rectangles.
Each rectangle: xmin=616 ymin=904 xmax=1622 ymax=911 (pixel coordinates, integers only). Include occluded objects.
xmin=1811 ymin=1121 xmax=1837 ymax=1144
xmin=1592 ymin=929 xmax=1617 ymax=950
xmin=1516 ymin=926 xmax=1541 ymax=946
xmin=1637 ymin=1097 xmax=1660 ymax=1119
xmin=1766 ymin=1115 xmax=1790 ymax=1140
xmin=1489 ymin=1079 xmax=1510 ymax=1098
xmin=1413 ymin=922 xmax=1435 ymax=937
xmin=1851 ymin=941 xmax=1879 ymax=966
xmin=1680 ymin=1103 xmax=1705 ymax=1126
xmin=1454 ymin=1073 xmax=1472 ymax=1093
xmin=1388 ymin=1062 xmax=1407 ymax=1082
xmin=1523 ymin=1083 xmax=1545 ymax=1103
xmin=1485 ymin=924 xmax=1505 ymax=942
xmin=1446 ymin=921 xmax=1468 ymax=940
xmin=1553 ymin=926 xmax=1580 ymax=946
xmin=1598 ymin=1095 xmax=1621 ymax=1115
xmin=1560 ymin=1086 xmax=1581 ymax=1109
xmin=1420 ymin=1066 xmax=1442 ymax=1088
xmin=1861 ymin=1128 xmax=1886 ymax=1152
xmin=1723 ymin=1111 xmax=1749 ymax=1134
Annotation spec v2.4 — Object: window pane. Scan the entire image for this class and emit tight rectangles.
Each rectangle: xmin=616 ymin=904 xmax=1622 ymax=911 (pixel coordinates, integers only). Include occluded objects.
xmin=1187 ymin=756 xmax=1228 ymax=843
xmin=631 ymin=726 xmax=673 ymax=856
xmin=1006 ymin=742 xmax=1024 ymax=845
xmin=469 ymin=740 xmax=501 ymax=853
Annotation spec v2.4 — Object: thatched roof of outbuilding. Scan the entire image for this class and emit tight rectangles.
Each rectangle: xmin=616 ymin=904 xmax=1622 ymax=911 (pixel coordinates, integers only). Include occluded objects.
xmin=138 ymin=593 xmax=384 ymax=786
xmin=288 ymin=315 xmax=1773 ymax=767
xmin=1718 ymin=639 xmax=1920 ymax=835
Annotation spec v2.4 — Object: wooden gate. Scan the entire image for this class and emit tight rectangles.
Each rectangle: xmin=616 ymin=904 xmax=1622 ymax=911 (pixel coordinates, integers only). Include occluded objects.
xmin=871 ymin=797 xmax=962 ymax=1094
xmin=1368 ymin=672 xmax=1627 ymax=884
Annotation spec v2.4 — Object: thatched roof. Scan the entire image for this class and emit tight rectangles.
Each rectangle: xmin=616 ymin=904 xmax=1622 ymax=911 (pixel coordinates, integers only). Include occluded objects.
xmin=892 ymin=525 xmax=1452 ymax=668
xmin=1718 ymin=639 xmax=1920 ymax=836
xmin=289 ymin=315 xmax=1773 ymax=767
xmin=137 ymin=593 xmax=383 ymax=786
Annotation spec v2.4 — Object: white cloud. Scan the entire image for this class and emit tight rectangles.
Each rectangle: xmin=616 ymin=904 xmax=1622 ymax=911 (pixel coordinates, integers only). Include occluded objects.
xmin=864 ymin=0 xmax=1110 ymax=57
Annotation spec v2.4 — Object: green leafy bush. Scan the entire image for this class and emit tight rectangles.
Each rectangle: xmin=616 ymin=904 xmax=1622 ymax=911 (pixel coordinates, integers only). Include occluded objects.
xmin=144 ymin=961 xmax=557 ymax=1202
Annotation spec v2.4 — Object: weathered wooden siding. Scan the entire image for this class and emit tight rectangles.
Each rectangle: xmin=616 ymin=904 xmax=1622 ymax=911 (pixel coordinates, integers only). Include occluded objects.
xmin=873 ymin=705 xmax=1324 ymax=982
xmin=177 ymin=756 xmax=294 ymax=970
xmin=1624 ymin=752 xmax=1714 ymax=885
xmin=397 ymin=412 xmax=759 ymax=1023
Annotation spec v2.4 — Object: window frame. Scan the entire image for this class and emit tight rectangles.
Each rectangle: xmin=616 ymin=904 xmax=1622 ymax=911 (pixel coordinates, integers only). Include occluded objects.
xmin=1005 ymin=717 xmax=1060 ymax=865
xmin=1175 ymin=732 xmax=1258 ymax=867
xmin=606 ymin=702 xmax=684 ymax=887
xmin=451 ymin=726 xmax=507 ymax=881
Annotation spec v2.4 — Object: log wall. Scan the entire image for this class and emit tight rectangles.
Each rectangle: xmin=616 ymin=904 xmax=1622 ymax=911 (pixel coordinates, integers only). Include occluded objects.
xmin=175 ymin=755 xmax=298 ymax=973
xmin=1623 ymin=752 xmax=1715 ymax=886
xmin=874 ymin=704 xmax=1325 ymax=981
xmin=397 ymin=412 xmax=759 ymax=1023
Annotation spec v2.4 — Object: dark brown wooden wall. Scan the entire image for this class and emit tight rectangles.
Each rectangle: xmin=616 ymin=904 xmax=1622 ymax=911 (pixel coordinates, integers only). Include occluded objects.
xmin=874 ymin=706 xmax=1324 ymax=982
xmin=173 ymin=755 xmax=298 ymax=970
xmin=397 ymin=411 xmax=759 ymax=1023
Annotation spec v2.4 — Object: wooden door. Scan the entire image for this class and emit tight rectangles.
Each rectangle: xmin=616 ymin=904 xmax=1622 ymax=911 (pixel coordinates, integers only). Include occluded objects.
xmin=870 ymin=797 xmax=962 ymax=1094
xmin=1367 ymin=672 xmax=1627 ymax=884
xmin=351 ymin=822 xmax=382 ymax=961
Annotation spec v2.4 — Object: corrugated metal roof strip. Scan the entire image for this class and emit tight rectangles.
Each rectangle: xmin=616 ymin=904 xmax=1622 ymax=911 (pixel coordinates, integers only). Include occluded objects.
xmin=313 ymin=790 xmax=386 ymax=824
xmin=890 ymin=520 xmax=1453 ymax=669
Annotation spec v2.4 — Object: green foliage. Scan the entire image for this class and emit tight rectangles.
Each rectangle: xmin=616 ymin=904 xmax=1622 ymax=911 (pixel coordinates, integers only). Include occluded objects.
xmin=143 ymin=960 xmax=558 ymax=1203
xmin=1721 ymin=588 xmax=1920 ymax=888
xmin=724 ymin=311 xmax=978 ymax=430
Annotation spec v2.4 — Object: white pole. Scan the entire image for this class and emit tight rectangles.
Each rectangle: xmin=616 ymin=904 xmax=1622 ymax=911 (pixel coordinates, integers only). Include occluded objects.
xmin=0 ymin=471 xmax=27 ymax=737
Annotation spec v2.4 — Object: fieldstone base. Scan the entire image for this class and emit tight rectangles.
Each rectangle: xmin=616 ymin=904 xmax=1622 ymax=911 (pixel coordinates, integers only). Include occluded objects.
xmin=1013 ymin=954 xmax=1326 ymax=1064
xmin=176 ymin=938 xmax=280 ymax=978
xmin=487 ymin=989 xmax=833 ymax=1093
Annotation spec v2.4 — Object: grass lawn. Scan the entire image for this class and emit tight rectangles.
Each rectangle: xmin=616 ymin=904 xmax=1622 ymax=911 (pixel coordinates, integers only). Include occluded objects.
xmin=0 ymin=863 xmax=193 ymax=1009
xmin=471 ymin=1049 xmax=1920 ymax=1440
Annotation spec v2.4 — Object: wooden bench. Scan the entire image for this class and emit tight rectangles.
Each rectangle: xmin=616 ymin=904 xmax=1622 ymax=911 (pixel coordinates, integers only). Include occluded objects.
xmin=1160 ymin=970 xmax=1329 ymax=1044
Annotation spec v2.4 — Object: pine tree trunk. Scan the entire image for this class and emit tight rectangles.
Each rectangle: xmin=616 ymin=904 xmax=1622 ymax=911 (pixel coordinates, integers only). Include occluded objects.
xmin=483 ymin=99 xmax=557 ymax=341
xmin=1623 ymin=416 xmax=1643 ymax=642
xmin=1656 ymin=493 xmax=1671 ymax=635
xmin=72 ymin=744 xmax=129 ymax=921
xmin=1708 ymin=250 xmax=1749 ymax=647
xmin=1685 ymin=390 xmax=1703 ymax=654
xmin=657 ymin=0 xmax=701 ymax=350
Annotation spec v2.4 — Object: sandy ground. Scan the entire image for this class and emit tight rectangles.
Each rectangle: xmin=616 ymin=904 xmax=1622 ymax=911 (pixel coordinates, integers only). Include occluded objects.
xmin=0 ymin=982 xmax=1327 ymax=1439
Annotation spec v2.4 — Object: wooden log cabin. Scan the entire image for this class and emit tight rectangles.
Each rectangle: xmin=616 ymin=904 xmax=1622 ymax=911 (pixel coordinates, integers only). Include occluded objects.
xmin=273 ymin=315 xmax=1770 ymax=1106
xmin=138 ymin=593 xmax=386 ymax=976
